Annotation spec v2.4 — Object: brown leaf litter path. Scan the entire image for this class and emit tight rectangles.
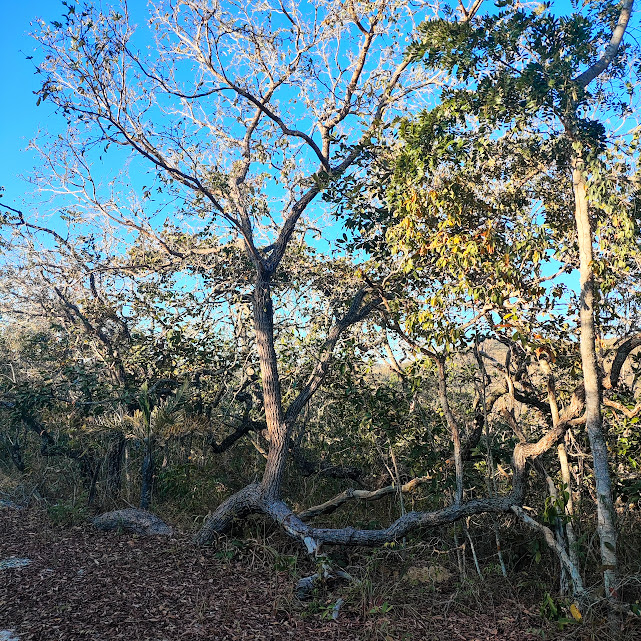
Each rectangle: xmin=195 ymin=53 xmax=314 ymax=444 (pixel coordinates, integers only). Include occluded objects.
xmin=0 ymin=508 xmax=638 ymax=641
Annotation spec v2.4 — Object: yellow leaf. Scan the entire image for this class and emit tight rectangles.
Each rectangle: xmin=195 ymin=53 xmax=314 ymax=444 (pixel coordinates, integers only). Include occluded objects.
xmin=570 ymin=602 xmax=582 ymax=622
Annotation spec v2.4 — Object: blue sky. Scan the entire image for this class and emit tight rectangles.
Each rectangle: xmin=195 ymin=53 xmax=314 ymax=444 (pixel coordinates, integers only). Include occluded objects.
xmin=0 ymin=0 xmax=151 ymax=218
xmin=1 ymin=0 xmax=584 ymax=216
xmin=0 ymin=0 xmax=634 ymax=234
xmin=0 ymin=0 xmax=634 ymax=342
xmin=0 ymin=0 xmax=60 ymax=211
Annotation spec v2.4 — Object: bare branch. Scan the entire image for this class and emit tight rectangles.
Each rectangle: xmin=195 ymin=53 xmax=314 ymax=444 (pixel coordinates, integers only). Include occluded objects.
xmin=573 ymin=0 xmax=634 ymax=87
xmin=297 ymin=476 xmax=432 ymax=522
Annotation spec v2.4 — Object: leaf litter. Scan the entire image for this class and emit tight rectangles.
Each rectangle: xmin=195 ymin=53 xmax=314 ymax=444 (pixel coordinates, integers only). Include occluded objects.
xmin=1 ymin=509 xmax=640 ymax=640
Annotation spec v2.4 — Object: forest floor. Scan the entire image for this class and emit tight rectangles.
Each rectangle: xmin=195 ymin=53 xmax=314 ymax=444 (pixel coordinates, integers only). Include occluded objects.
xmin=1 ymin=506 xmax=640 ymax=641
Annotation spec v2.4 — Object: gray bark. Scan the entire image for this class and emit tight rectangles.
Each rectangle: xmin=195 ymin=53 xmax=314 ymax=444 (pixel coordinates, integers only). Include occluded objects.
xmin=195 ymin=423 xmax=566 ymax=549
xmin=571 ymin=157 xmax=619 ymax=596
xmin=437 ymin=356 xmax=463 ymax=505
xmin=140 ymin=441 xmax=154 ymax=510
xmin=512 ymin=506 xmax=585 ymax=598
xmin=93 ymin=508 xmax=173 ymax=536
xmin=566 ymin=0 xmax=635 ymax=598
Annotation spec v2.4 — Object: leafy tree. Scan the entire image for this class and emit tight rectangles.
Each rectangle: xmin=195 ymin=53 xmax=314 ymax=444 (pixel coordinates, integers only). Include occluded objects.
xmin=337 ymin=0 xmax=638 ymax=598
xmin=2 ymin=0 xmax=640 ymax=612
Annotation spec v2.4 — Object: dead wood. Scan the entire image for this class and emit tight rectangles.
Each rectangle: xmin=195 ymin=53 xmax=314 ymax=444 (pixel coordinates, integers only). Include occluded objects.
xmin=92 ymin=508 xmax=173 ymax=536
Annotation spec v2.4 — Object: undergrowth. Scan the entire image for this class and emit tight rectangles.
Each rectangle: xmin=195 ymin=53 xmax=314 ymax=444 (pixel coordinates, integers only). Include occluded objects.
xmin=2 ymin=452 xmax=641 ymax=639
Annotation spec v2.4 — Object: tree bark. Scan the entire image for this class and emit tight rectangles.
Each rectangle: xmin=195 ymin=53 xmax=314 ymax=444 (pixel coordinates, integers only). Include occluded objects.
xmin=571 ymin=156 xmax=618 ymax=596
xmin=558 ymin=441 xmax=579 ymax=573
xmin=253 ymin=271 xmax=288 ymax=501
xmin=106 ymin=433 xmax=126 ymax=495
xmin=437 ymin=356 xmax=463 ymax=504
xmin=565 ymin=0 xmax=634 ymax=599
xmin=140 ymin=439 xmax=154 ymax=510
xmin=194 ymin=483 xmax=261 ymax=545
xmin=297 ymin=476 xmax=432 ymax=521
xmin=195 ymin=409 xmax=569 ymax=548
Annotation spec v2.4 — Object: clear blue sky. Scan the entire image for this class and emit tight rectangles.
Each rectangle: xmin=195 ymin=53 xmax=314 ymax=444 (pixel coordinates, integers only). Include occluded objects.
xmin=0 ymin=0 xmax=152 ymax=216
xmin=0 ymin=0 xmax=62 ymax=211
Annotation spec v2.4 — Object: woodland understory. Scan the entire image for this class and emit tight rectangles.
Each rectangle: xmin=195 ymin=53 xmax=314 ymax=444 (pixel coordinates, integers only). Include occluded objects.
xmin=2 ymin=0 xmax=641 ymax=636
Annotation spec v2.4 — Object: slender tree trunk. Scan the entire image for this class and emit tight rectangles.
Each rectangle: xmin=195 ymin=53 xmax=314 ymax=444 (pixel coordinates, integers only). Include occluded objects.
xmin=87 ymin=459 xmax=103 ymax=506
xmin=539 ymin=358 xmax=576 ymax=594
xmin=572 ymin=156 xmax=618 ymax=597
xmin=106 ymin=433 xmax=126 ymax=495
xmin=140 ymin=438 xmax=154 ymax=510
xmin=124 ymin=442 xmax=131 ymax=502
xmin=254 ymin=271 xmax=288 ymax=501
xmin=437 ymin=356 xmax=463 ymax=504
xmin=558 ymin=441 xmax=579 ymax=572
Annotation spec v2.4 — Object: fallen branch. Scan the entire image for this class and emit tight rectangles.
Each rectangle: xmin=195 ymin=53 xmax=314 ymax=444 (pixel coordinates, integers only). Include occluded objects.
xmin=196 ymin=408 xmax=571 ymax=547
xmin=297 ymin=476 xmax=432 ymax=521
xmin=268 ymin=495 xmax=517 ymax=548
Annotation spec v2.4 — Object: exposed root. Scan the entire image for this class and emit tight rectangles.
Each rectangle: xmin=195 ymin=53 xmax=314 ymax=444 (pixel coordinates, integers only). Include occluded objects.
xmin=193 ymin=483 xmax=261 ymax=545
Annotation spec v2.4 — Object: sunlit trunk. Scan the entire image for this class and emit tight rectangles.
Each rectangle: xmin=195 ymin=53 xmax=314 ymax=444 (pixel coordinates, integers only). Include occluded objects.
xmin=253 ymin=271 xmax=288 ymax=500
xmin=572 ymin=157 xmax=618 ymax=597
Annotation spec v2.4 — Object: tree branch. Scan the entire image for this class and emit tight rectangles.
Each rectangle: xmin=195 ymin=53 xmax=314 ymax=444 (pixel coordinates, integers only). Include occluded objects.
xmin=573 ymin=0 xmax=634 ymax=87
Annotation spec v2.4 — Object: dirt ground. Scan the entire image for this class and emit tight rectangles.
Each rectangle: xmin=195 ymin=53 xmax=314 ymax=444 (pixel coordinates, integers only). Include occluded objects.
xmin=1 ymin=507 xmax=640 ymax=641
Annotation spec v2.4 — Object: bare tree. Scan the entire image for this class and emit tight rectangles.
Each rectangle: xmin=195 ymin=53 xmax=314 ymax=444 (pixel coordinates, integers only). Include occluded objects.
xmin=28 ymin=0 xmax=451 ymax=540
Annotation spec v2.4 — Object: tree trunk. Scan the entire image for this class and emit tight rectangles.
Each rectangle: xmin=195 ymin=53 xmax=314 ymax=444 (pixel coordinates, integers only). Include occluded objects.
xmin=87 ymin=459 xmax=103 ymax=506
xmin=572 ymin=156 xmax=618 ymax=597
xmin=437 ymin=356 xmax=463 ymax=504
xmin=106 ymin=433 xmax=126 ymax=495
xmin=253 ymin=271 xmax=288 ymax=501
xmin=140 ymin=439 xmax=154 ymax=510
xmin=558 ymin=441 xmax=580 ymax=574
